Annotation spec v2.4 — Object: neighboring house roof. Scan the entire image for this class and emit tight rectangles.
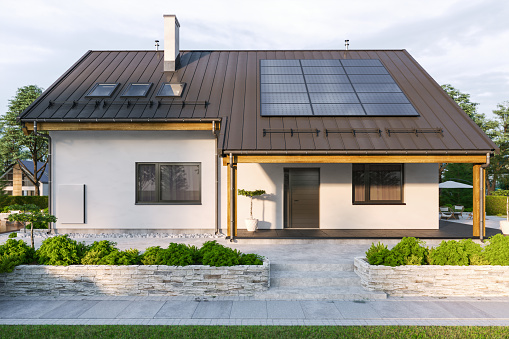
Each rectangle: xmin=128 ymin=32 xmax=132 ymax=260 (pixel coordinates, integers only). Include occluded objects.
xmin=0 ymin=161 xmax=48 ymax=184
xmin=18 ymin=49 xmax=498 ymax=156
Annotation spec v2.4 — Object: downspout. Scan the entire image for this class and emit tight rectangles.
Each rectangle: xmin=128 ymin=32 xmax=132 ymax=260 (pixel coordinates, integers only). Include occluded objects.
xmin=212 ymin=121 xmax=219 ymax=235
xmin=480 ymin=153 xmax=490 ymax=241
xmin=33 ymin=121 xmax=53 ymax=234
xmin=230 ymin=153 xmax=235 ymax=242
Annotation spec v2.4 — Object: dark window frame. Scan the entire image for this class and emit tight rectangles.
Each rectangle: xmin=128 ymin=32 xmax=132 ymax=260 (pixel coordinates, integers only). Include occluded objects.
xmin=155 ymin=82 xmax=185 ymax=97
xmin=352 ymin=163 xmax=405 ymax=205
xmin=85 ymin=83 xmax=119 ymax=98
xmin=135 ymin=162 xmax=201 ymax=205
xmin=120 ymin=83 xmax=153 ymax=97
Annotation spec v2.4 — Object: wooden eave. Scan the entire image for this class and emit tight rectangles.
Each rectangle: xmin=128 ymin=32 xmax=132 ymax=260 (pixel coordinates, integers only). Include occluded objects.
xmin=23 ymin=121 xmax=220 ymax=132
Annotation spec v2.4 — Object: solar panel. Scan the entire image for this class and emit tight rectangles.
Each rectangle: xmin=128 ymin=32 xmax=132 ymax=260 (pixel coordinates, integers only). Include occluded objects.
xmin=259 ymin=59 xmax=418 ymax=117
xmin=312 ymin=104 xmax=365 ymax=116
xmin=309 ymin=93 xmax=359 ymax=104
xmin=260 ymin=67 xmax=302 ymax=75
xmin=304 ymin=74 xmax=350 ymax=83
xmin=261 ymin=104 xmax=313 ymax=116
xmin=302 ymin=67 xmax=345 ymax=75
xmin=262 ymin=93 xmax=310 ymax=104
xmin=261 ymin=84 xmax=307 ymax=93
xmin=363 ymin=104 xmax=418 ymax=116
xmin=260 ymin=75 xmax=305 ymax=84
xmin=357 ymin=93 xmax=409 ymax=104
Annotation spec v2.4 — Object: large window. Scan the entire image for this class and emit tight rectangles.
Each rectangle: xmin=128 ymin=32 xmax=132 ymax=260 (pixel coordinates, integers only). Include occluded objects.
xmin=136 ymin=163 xmax=201 ymax=204
xmin=352 ymin=164 xmax=403 ymax=204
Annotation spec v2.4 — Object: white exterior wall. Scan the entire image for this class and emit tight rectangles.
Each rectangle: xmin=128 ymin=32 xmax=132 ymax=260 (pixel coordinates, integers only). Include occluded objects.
xmin=51 ymin=131 xmax=216 ymax=232
xmin=233 ymin=163 xmax=439 ymax=230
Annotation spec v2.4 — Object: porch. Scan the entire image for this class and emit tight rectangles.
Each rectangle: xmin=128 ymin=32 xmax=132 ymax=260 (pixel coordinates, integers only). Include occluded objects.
xmin=234 ymin=219 xmax=502 ymax=240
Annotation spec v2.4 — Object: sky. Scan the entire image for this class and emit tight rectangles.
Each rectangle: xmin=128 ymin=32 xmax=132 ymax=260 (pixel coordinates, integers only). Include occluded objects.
xmin=1 ymin=0 xmax=508 ymax=118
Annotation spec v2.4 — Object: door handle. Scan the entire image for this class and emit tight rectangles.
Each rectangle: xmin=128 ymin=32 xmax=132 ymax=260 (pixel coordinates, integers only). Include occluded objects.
xmin=294 ymin=200 xmax=299 ymax=202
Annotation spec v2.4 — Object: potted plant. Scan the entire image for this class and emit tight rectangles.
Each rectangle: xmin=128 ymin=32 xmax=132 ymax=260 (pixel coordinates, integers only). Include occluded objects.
xmin=238 ymin=189 xmax=266 ymax=232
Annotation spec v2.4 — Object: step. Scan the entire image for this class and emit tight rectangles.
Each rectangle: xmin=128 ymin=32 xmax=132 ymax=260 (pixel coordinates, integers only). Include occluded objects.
xmin=255 ymin=286 xmax=387 ymax=300
xmin=271 ymin=261 xmax=354 ymax=272
xmin=270 ymin=270 xmax=360 ymax=287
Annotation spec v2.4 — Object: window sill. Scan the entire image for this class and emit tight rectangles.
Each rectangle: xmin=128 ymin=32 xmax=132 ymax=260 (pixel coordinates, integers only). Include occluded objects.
xmin=135 ymin=202 xmax=202 ymax=205
xmin=353 ymin=202 xmax=406 ymax=205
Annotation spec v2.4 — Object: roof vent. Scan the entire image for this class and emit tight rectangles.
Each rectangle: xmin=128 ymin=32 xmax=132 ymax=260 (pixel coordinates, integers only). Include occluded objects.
xmin=163 ymin=14 xmax=180 ymax=72
xmin=345 ymin=40 xmax=349 ymax=50
xmin=155 ymin=40 xmax=159 ymax=51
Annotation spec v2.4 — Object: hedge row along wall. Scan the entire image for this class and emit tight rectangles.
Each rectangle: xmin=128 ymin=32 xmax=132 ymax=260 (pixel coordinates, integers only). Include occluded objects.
xmin=0 ymin=261 xmax=270 ymax=296
xmin=0 ymin=196 xmax=48 ymax=210
xmin=486 ymin=196 xmax=508 ymax=216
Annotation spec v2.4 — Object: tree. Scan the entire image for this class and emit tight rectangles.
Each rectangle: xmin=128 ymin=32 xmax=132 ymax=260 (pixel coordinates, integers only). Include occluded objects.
xmin=0 ymin=85 xmax=48 ymax=195
xmin=488 ymin=101 xmax=509 ymax=193
xmin=8 ymin=204 xmax=57 ymax=249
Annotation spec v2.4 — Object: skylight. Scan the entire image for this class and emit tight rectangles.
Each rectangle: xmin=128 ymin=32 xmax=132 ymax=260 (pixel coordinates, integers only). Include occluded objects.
xmin=156 ymin=83 xmax=185 ymax=97
xmin=121 ymin=83 xmax=152 ymax=97
xmin=86 ymin=83 xmax=119 ymax=97
xmin=260 ymin=59 xmax=419 ymax=117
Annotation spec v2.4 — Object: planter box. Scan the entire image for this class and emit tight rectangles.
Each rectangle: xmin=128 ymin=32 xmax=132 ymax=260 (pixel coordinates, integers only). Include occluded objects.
xmin=354 ymin=257 xmax=509 ymax=297
xmin=0 ymin=261 xmax=270 ymax=297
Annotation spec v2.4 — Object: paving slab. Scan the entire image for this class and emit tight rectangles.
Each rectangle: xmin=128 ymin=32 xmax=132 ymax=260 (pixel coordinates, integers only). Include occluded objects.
xmin=0 ymin=300 xmax=65 ymax=319
xmin=266 ymin=301 xmax=305 ymax=319
xmin=116 ymin=301 xmax=165 ymax=319
xmin=334 ymin=300 xmax=381 ymax=319
xmin=230 ymin=301 xmax=267 ymax=319
xmin=370 ymin=301 xmax=457 ymax=319
xmin=465 ymin=301 xmax=509 ymax=318
xmin=154 ymin=301 xmax=199 ymax=319
xmin=40 ymin=300 xmax=99 ymax=319
xmin=78 ymin=300 xmax=131 ymax=319
xmin=192 ymin=301 xmax=232 ymax=319
xmin=433 ymin=301 xmax=493 ymax=318
xmin=300 ymin=300 xmax=344 ymax=319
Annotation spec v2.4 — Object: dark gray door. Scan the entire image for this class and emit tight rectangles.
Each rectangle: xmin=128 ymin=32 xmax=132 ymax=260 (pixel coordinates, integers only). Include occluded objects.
xmin=284 ymin=168 xmax=319 ymax=228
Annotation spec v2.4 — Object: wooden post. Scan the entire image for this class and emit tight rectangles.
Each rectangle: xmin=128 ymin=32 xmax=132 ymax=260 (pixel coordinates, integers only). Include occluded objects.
xmin=13 ymin=164 xmax=22 ymax=196
xmin=473 ymin=164 xmax=480 ymax=237
xmin=226 ymin=155 xmax=237 ymax=238
xmin=482 ymin=166 xmax=486 ymax=238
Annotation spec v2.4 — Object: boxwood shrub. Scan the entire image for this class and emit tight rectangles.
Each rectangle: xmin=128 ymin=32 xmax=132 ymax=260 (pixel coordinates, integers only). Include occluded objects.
xmin=0 ymin=196 xmax=48 ymax=211
xmin=486 ymin=196 xmax=507 ymax=216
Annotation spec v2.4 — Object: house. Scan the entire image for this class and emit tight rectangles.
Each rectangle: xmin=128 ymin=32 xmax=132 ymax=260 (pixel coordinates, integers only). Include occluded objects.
xmin=18 ymin=15 xmax=497 ymax=238
xmin=0 ymin=161 xmax=48 ymax=196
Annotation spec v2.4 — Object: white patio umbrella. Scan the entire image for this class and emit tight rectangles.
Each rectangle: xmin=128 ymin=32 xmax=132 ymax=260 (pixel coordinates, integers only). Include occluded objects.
xmin=439 ymin=180 xmax=473 ymax=189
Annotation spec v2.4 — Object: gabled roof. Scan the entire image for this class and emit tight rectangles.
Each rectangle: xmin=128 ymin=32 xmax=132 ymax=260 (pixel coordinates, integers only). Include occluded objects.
xmin=0 ymin=161 xmax=48 ymax=184
xmin=19 ymin=49 xmax=498 ymax=156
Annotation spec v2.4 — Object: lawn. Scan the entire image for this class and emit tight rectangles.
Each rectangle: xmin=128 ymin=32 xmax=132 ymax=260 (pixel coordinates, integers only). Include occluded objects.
xmin=1 ymin=325 xmax=509 ymax=338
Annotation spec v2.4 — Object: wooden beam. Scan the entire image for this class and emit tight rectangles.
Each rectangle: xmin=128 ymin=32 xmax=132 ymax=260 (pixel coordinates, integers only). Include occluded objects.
xmin=25 ymin=122 xmax=215 ymax=132
xmin=226 ymin=161 xmax=237 ymax=238
xmin=473 ymin=164 xmax=481 ymax=237
xmin=223 ymin=154 xmax=487 ymax=165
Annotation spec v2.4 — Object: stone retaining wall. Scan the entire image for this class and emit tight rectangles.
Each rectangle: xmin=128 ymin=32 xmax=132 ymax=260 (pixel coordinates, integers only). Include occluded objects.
xmin=0 ymin=261 xmax=269 ymax=296
xmin=354 ymin=257 xmax=509 ymax=297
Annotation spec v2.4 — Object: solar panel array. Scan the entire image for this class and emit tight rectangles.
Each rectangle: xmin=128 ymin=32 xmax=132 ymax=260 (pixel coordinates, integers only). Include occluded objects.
xmin=260 ymin=59 xmax=419 ymax=117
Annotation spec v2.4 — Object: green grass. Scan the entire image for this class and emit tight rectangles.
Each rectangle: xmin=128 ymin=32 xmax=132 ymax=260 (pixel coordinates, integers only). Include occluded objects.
xmin=1 ymin=325 xmax=509 ymax=338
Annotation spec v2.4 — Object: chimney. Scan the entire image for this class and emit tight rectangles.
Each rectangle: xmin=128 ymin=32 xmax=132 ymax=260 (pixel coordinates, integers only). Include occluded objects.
xmin=163 ymin=14 xmax=180 ymax=72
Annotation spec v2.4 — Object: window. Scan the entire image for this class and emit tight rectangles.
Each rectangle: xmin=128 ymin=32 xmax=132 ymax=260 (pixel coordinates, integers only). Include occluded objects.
xmin=136 ymin=163 xmax=201 ymax=204
xmin=121 ymin=83 xmax=152 ymax=97
xmin=352 ymin=164 xmax=403 ymax=204
xmin=86 ymin=83 xmax=119 ymax=97
xmin=156 ymin=83 xmax=185 ymax=97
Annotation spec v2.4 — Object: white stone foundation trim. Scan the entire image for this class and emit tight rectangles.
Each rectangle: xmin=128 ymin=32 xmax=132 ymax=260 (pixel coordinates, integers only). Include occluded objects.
xmin=0 ymin=261 xmax=269 ymax=297
xmin=354 ymin=257 xmax=509 ymax=297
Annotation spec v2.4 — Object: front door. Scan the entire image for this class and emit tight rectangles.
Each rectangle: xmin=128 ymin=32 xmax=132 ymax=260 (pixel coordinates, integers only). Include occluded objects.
xmin=284 ymin=168 xmax=319 ymax=228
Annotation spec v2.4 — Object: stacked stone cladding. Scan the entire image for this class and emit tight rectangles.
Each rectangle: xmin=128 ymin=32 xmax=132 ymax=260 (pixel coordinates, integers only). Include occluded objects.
xmin=0 ymin=261 xmax=269 ymax=296
xmin=354 ymin=257 xmax=509 ymax=297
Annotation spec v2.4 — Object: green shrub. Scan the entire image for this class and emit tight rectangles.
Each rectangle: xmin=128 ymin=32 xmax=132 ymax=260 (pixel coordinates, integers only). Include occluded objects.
xmin=93 ymin=248 xmax=140 ymax=265
xmin=8 ymin=232 xmax=17 ymax=238
xmin=239 ymin=253 xmax=264 ymax=265
xmin=365 ymin=242 xmax=390 ymax=265
xmin=484 ymin=234 xmax=509 ymax=265
xmin=486 ymin=196 xmax=507 ymax=216
xmin=200 ymin=241 xmax=241 ymax=267
xmin=429 ymin=239 xmax=484 ymax=266
xmin=140 ymin=246 xmax=164 ymax=265
xmin=140 ymin=244 xmax=197 ymax=266
xmin=36 ymin=235 xmax=88 ymax=266
xmin=0 ymin=196 xmax=48 ymax=211
xmin=382 ymin=237 xmax=428 ymax=266
xmin=81 ymin=240 xmax=117 ymax=265
xmin=0 ymin=239 xmax=35 ymax=273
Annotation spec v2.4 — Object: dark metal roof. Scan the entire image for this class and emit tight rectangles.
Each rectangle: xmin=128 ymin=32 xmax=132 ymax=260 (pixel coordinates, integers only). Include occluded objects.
xmin=19 ymin=49 xmax=498 ymax=155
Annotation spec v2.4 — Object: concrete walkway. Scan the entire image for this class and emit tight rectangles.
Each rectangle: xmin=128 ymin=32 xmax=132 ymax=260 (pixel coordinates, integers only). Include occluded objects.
xmin=1 ymin=295 xmax=509 ymax=326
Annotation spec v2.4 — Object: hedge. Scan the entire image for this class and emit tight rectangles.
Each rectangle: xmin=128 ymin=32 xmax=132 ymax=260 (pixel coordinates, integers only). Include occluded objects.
xmin=0 ymin=196 xmax=48 ymax=210
xmin=485 ymin=195 xmax=508 ymax=216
